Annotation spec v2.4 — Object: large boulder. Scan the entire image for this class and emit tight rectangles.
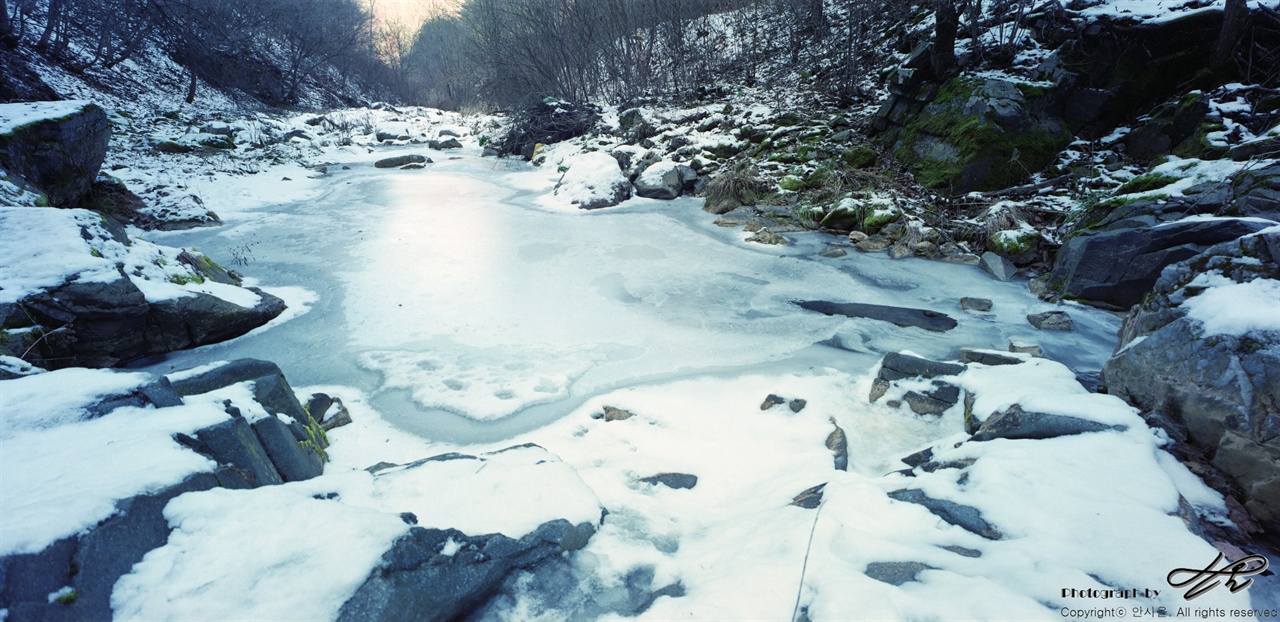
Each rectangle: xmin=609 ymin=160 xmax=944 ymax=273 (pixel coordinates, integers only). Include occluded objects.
xmin=633 ymin=161 xmax=690 ymax=200
xmin=891 ymin=77 xmax=1072 ymax=193
xmin=1103 ymin=229 xmax=1280 ymax=531
xmin=0 ymin=208 xmax=287 ymax=369
xmin=554 ymin=151 xmax=632 ymax=210
xmin=0 ymin=100 xmax=110 ymax=207
xmin=337 ymin=519 xmax=595 ymax=622
xmin=1047 ymin=216 xmax=1274 ymax=309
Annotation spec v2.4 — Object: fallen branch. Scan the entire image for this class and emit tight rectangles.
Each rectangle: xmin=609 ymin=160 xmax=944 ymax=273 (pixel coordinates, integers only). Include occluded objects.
xmin=986 ymin=173 xmax=1079 ymax=198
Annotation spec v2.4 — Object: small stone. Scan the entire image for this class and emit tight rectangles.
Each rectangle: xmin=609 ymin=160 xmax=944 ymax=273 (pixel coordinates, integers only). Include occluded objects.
xmin=869 ymin=378 xmax=890 ymax=403
xmin=826 ymin=423 xmax=849 ymax=471
xmin=959 ymin=297 xmax=993 ymax=312
xmin=959 ymin=348 xmax=1023 ymax=366
xmin=603 ymin=406 xmax=634 ymax=421
xmin=761 ymin=394 xmax=786 ymax=410
xmin=791 ymin=483 xmax=827 ymax=509
xmin=789 ymin=398 xmax=807 ymax=413
xmin=747 ymin=228 xmax=787 ymax=245
xmin=848 ymin=231 xmax=869 ymax=243
xmin=886 ymin=400 xmax=902 ymax=409
xmin=1027 ymin=310 xmax=1074 ymax=331
xmin=818 ymin=248 xmax=847 ymax=258
xmin=1009 ymin=340 xmax=1043 ymax=357
xmin=978 ymin=251 xmax=1017 ymax=281
xmin=888 ymin=242 xmax=912 ymax=259
xmin=374 ymin=154 xmax=427 ymax=168
xmin=319 ymin=398 xmax=353 ymax=431
xmin=911 ymin=241 xmax=940 ymax=258
xmin=943 ymin=545 xmax=982 ymax=558
xmin=638 ymin=473 xmax=698 ymax=489
xmin=865 ymin=561 xmax=935 ymax=586
xmin=855 ymin=236 xmax=892 ymax=252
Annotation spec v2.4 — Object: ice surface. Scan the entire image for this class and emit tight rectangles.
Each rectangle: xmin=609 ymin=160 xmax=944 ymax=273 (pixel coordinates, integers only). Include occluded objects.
xmin=136 ymin=150 xmax=1122 ymax=442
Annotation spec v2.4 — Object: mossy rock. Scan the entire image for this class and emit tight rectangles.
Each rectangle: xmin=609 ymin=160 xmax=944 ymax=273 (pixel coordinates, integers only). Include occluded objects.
xmin=893 ymin=76 xmax=1072 ymax=194
xmin=987 ymin=229 xmax=1040 ymax=264
xmin=779 ymin=176 xmax=806 ymax=191
xmin=841 ymin=145 xmax=877 ymax=169
xmin=863 ymin=207 xmax=901 ymax=234
xmin=157 ymin=141 xmax=192 ymax=154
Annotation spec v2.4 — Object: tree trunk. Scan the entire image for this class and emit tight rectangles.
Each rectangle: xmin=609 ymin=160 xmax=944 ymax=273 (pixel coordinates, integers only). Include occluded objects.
xmin=36 ymin=0 xmax=62 ymax=52
xmin=931 ymin=0 xmax=958 ymax=79
xmin=1211 ymin=0 xmax=1248 ymax=72
xmin=185 ymin=68 xmax=197 ymax=104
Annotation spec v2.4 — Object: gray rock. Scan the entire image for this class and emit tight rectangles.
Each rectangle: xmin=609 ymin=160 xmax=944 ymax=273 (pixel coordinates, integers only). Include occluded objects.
xmin=1103 ymin=231 xmax=1280 ymax=528
xmin=1048 ymin=217 xmax=1272 ymax=308
xmin=791 ymin=483 xmax=826 ymax=509
xmin=428 ymin=138 xmax=463 ymax=150
xmin=959 ymin=297 xmax=993 ymax=311
xmin=877 ymin=352 xmax=965 ymax=381
xmin=865 ymin=561 xmax=935 ymax=586
xmin=904 ymin=382 xmax=961 ymax=415
xmin=1027 ymin=310 xmax=1074 ymax=331
xmin=195 ymin=416 xmax=284 ymax=487
xmin=376 ymin=130 xmax=409 ymax=142
xmin=760 ymin=394 xmax=785 ymax=410
xmin=978 ymin=252 xmax=1017 ymax=281
xmin=972 ymin=404 xmax=1122 ymax=442
xmin=603 ymin=406 xmax=634 ymax=421
xmin=855 ymin=236 xmax=893 ymax=252
xmin=638 ymin=473 xmax=698 ymax=489
xmin=170 ymin=359 xmax=309 ymax=425
xmin=1008 ymin=340 xmax=1043 ymax=357
xmin=338 ymin=520 xmax=594 ymax=622
xmin=827 ymin=423 xmax=849 ymax=471
xmin=0 ymin=101 xmax=110 ymax=206
xmin=789 ymin=398 xmax=807 ymax=413
xmin=252 ymin=416 xmax=323 ymax=482
xmin=900 ymin=447 xmax=933 ymax=468
xmin=634 ymin=162 xmax=686 ymax=199
xmin=959 ymin=348 xmax=1023 ymax=366
xmin=374 ymin=154 xmax=427 ymax=168
xmin=746 ymin=228 xmax=787 ymax=245
xmin=888 ymin=488 xmax=1001 ymax=540
xmin=795 ymin=300 xmax=957 ymax=333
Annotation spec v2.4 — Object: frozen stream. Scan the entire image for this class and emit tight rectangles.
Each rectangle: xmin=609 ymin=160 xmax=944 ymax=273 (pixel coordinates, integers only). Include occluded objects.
xmin=138 ymin=150 xmax=1123 ymax=444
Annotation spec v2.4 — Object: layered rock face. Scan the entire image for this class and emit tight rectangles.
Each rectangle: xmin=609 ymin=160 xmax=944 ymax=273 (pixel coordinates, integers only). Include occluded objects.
xmin=1104 ymin=230 xmax=1280 ymax=531
xmin=0 ymin=100 xmax=110 ymax=207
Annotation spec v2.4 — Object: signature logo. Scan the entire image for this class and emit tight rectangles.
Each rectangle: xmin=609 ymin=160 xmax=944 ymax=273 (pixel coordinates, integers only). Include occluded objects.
xmin=1167 ymin=552 xmax=1269 ymax=600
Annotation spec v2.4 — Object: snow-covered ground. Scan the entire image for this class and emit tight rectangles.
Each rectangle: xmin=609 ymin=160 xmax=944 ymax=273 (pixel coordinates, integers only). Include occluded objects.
xmin=4 ymin=101 xmax=1279 ymax=619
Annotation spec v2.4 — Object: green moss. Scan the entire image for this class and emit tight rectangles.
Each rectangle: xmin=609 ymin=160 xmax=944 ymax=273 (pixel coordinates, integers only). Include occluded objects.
xmin=1115 ymin=172 xmax=1179 ymax=195
xmin=840 ymin=145 xmax=876 ymax=169
xmin=54 ymin=590 xmax=78 ymax=605
xmin=156 ymin=141 xmax=192 ymax=154
xmin=987 ymin=229 xmax=1039 ymax=255
xmin=1014 ymin=82 xmax=1054 ymax=98
xmin=167 ymin=273 xmax=206 ymax=286
xmin=779 ymin=175 xmax=806 ymax=191
xmin=863 ymin=208 xmax=900 ymax=233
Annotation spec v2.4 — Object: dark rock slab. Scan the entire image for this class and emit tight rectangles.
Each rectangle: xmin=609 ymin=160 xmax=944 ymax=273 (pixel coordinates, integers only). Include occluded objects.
xmin=795 ymin=300 xmax=957 ymax=332
xmin=971 ymin=404 xmax=1122 ymax=442
xmin=878 ymin=352 xmax=966 ymax=381
xmin=337 ymin=519 xmax=594 ymax=622
xmin=904 ymin=382 xmax=961 ymax=415
xmin=638 ymin=473 xmax=698 ymax=490
xmin=888 ymin=489 xmax=1001 ymax=540
xmin=195 ymin=417 xmax=284 ymax=487
xmin=791 ymin=483 xmax=827 ymax=509
xmin=170 ymin=358 xmax=308 ymax=425
xmin=760 ymin=394 xmax=785 ymax=410
xmin=827 ymin=423 xmax=849 ymax=471
xmin=864 ymin=561 xmax=935 ymax=586
xmin=252 ymin=416 xmax=323 ymax=482
xmin=959 ymin=349 xmax=1024 ymax=366
xmin=374 ymin=154 xmax=427 ymax=168
xmin=1049 ymin=217 xmax=1273 ymax=308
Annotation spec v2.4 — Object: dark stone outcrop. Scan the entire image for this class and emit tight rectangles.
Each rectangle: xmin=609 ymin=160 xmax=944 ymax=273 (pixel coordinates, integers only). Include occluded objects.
xmin=1103 ymin=230 xmax=1280 ymax=531
xmin=971 ymin=404 xmax=1122 ymax=442
xmin=864 ymin=561 xmax=935 ymax=586
xmin=374 ymin=154 xmax=428 ymax=168
xmin=1 ymin=361 xmax=326 ymax=619
xmin=888 ymin=489 xmax=1002 ymax=540
xmin=877 ymin=352 xmax=966 ymax=381
xmin=1048 ymin=216 xmax=1273 ymax=308
xmin=337 ymin=519 xmax=596 ymax=622
xmin=10 ymin=222 xmax=287 ymax=369
xmin=638 ymin=473 xmax=698 ymax=490
xmin=0 ymin=101 xmax=110 ymax=207
xmin=795 ymin=300 xmax=957 ymax=332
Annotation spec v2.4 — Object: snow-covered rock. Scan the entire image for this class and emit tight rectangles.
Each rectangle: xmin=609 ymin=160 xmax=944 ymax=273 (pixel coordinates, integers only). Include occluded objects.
xmin=0 ymin=100 xmax=110 ymax=207
xmin=554 ymin=151 xmax=632 ymax=210
xmin=1104 ymin=227 xmax=1280 ymax=530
